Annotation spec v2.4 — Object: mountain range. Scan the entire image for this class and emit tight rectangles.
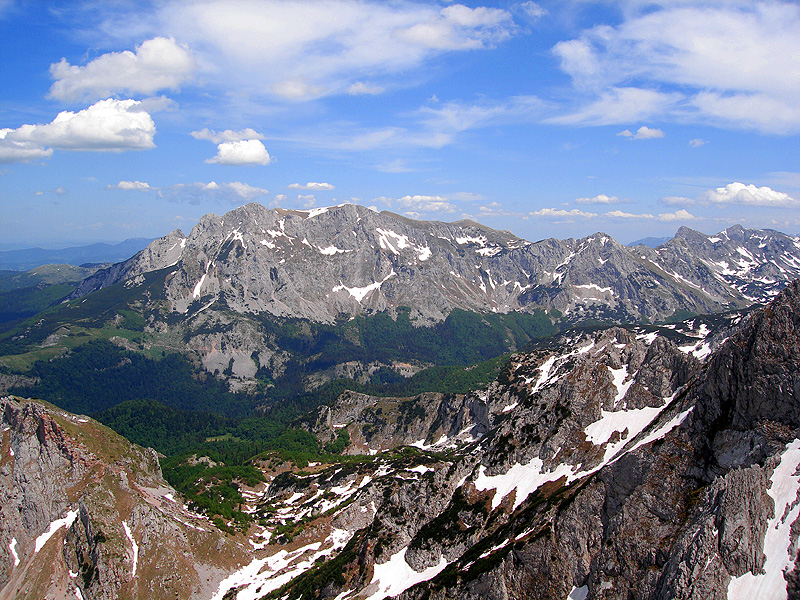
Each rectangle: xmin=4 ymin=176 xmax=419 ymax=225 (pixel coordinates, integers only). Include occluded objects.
xmin=37 ymin=202 xmax=798 ymax=393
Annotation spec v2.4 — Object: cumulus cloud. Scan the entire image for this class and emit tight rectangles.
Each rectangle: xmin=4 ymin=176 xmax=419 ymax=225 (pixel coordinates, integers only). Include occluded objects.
xmin=397 ymin=195 xmax=457 ymax=213
xmin=0 ymin=99 xmax=155 ymax=162
xmin=689 ymin=138 xmax=707 ymax=147
xmin=703 ymin=182 xmax=798 ymax=207
xmin=617 ymin=126 xmax=664 ymax=140
xmin=575 ymin=194 xmax=621 ymax=205
xmin=190 ymin=128 xmax=263 ymax=143
xmin=111 ymin=180 xmax=152 ymax=191
xmin=551 ymin=2 xmax=800 ymax=133
xmin=531 ymin=208 xmax=598 ymax=218
xmin=288 ymin=182 xmax=335 ymax=191
xmin=657 ymin=209 xmax=696 ymax=222
xmin=347 ymin=81 xmax=385 ymax=95
xmin=49 ymin=37 xmax=195 ymax=102
xmin=206 ymin=139 xmax=272 ymax=165
xmin=0 ymin=131 xmax=53 ymax=163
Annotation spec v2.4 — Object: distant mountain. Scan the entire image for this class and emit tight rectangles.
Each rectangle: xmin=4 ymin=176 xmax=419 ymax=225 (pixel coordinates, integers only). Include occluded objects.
xmin=53 ymin=203 xmax=800 ymax=391
xmin=0 ymin=238 xmax=154 ymax=271
xmin=627 ymin=235 xmax=672 ymax=247
xmin=75 ymin=203 xmax=800 ymax=324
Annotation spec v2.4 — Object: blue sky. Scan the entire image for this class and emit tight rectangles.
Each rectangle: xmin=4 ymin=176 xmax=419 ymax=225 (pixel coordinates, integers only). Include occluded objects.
xmin=1 ymin=0 xmax=799 ymax=247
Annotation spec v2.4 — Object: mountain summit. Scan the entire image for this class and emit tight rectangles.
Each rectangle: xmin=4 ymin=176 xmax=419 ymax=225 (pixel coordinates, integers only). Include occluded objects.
xmin=72 ymin=203 xmax=800 ymax=325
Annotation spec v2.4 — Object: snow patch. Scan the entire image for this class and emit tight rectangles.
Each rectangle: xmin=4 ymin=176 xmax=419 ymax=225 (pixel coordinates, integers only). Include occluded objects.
xmin=333 ymin=270 xmax=395 ymax=303
xmin=192 ymin=274 xmax=206 ymax=299
xmin=34 ymin=509 xmax=79 ymax=553
xmin=728 ymin=438 xmax=800 ymax=600
xmin=9 ymin=538 xmax=18 ymax=567
xmin=122 ymin=521 xmax=138 ymax=577
xmin=365 ymin=547 xmax=448 ymax=600
xmin=567 ymin=586 xmax=589 ymax=600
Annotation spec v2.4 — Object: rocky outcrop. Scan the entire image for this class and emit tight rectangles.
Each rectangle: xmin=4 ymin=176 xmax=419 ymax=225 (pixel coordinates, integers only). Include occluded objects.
xmin=262 ymin=280 xmax=800 ymax=600
xmin=0 ymin=396 xmax=247 ymax=600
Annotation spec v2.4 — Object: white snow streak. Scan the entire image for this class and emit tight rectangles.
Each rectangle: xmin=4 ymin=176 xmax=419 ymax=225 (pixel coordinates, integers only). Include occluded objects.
xmin=9 ymin=538 xmax=19 ymax=567
xmin=192 ymin=273 xmax=206 ymax=299
xmin=34 ymin=509 xmax=79 ymax=553
xmin=728 ymin=439 xmax=800 ymax=600
xmin=122 ymin=521 xmax=138 ymax=577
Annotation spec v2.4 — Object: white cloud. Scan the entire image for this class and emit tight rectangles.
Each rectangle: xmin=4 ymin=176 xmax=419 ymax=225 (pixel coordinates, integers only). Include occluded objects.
xmin=548 ymin=87 xmax=681 ymax=126
xmin=272 ymin=79 xmax=326 ymax=100
xmin=347 ymin=81 xmax=385 ymax=95
xmin=288 ymin=182 xmax=335 ymax=191
xmin=688 ymin=138 xmax=707 ymax=147
xmin=531 ymin=208 xmax=598 ymax=218
xmin=393 ymin=5 xmax=513 ymax=50
xmin=691 ymin=91 xmax=800 ymax=135
xmin=575 ymin=194 xmax=621 ymax=205
xmin=49 ymin=37 xmax=195 ymax=102
xmin=451 ymin=192 xmax=486 ymax=202
xmin=520 ymin=2 xmax=547 ymax=20
xmin=551 ymin=2 xmax=800 ymax=133
xmin=297 ymin=194 xmax=317 ymax=208
xmin=617 ymin=125 xmax=664 ymax=140
xmin=97 ymin=1 xmax=516 ymax=102
xmin=605 ymin=210 xmax=654 ymax=219
xmin=662 ymin=196 xmax=696 ymax=206
xmin=397 ymin=195 xmax=457 ymax=213
xmin=190 ymin=128 xmax=263 ymax=143
xmin=112 ymin=180 xmax=152 ymax=191
xmin=0 ymin=99 xmax=155 ymax=161
xmin=206 ymin=139 xmax=272 ymax=165
xmin=604 ymin=209 xmax=695 ymax=221
xmin=170 ymin=181 xmax=269 ymax=202
xmin=277 ymin=95 xmax=543 ymax=151
xmin=0 ymin=131 xmax=53 ymax=163
xmin=703 ymin=182 xmax=798 ymax=207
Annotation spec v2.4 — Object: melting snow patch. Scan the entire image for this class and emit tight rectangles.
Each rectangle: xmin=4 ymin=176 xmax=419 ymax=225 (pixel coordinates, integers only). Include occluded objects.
xmin=501 ymin=402 xmax=519 ymax=413
xmin=75 ymin=588 xmax=84 ymax=600
xmin=728 ymin=438 xmax=800 ymax=600
xmin=474 ymin=459 xmax=576 ymax=511
xmin=608 ymin=366 xmax=632 ymax=406
xmin=192 ymin=274 xmax=206 ymax=299
xmin=9 ymin=538 xmax=19 ymax=567
xmin=34 ymin=509 xmax=79 ymax=553
xmin=365 ymin=547 xmax=448 ymax=600
xmin=637 ymin=331 xmax=659 ymax=345
xmin=122 ymin=521 xmax=138 ymax=577
xmin=567 ymin=586 xmax=589 ymax=600
xmin=332 ymin=271 xmax=395 ymax=303
xmin=319 ymin=245 xmax=347 ymax=255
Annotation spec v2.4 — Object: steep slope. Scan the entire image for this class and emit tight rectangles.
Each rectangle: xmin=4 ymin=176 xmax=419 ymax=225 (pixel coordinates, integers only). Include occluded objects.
xmin=230 ymin=279 xmax=800 ymax=600
xmin=0 ymin=396 xmax=247 ymax=600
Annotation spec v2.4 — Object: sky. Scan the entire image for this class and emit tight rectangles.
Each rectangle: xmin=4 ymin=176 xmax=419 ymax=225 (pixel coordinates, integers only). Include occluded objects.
xmin=1 ymin=0 xmax=799 ymax=247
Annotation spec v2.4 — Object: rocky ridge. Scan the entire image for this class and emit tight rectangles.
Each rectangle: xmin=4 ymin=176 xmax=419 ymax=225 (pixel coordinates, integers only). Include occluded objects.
xmin=73 ymin=203 xmax=800 ymax=326
xmin=0 ymin=396 xmax=247 ymax=600
xmin=203 ymin=280 xmax=800 ymax=600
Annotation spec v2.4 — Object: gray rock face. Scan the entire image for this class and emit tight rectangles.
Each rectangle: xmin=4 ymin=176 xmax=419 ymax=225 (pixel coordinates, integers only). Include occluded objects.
xmin=272 ymin=279 xmax=800 ymax=600
xmin=0 ymin=396 xmax=246 ymax=600
xmin=70 ymin=203 xmax=800 ymax=325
